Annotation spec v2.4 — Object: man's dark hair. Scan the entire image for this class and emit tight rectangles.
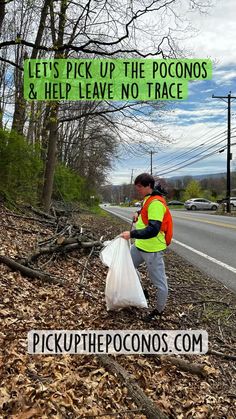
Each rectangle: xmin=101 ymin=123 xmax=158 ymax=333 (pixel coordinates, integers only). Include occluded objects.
xmin=134 ymin=173 xmax=155 ymax=189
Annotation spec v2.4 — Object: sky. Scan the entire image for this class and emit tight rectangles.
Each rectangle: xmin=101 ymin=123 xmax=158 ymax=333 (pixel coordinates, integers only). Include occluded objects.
xmin=110 ymin=0 xmax=236 ymax=185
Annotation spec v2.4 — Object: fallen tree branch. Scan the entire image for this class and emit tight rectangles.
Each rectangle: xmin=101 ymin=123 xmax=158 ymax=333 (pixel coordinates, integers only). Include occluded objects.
xmin=68 ymin=256 xmax=105 ymax=280
xmin=4 ymin=211 xmax=56 ymax=226
xmin=28 ymin=240 xmax=102 ymax=262
xmin=24 ymin=204 xmax=56 ymax=220
xmin=38 ymin=225 xmax=74 ymax=246
xmin=98 ymin=355 xmax=168 ymax=419
xmin=207 ymin=349 xmax=236 ymax=361
xmin=80 ymin=246 xmax=95 ymax=285
xmin=155 ymin=356 xmax=209 ymax=377
xmin=0 ymin=255 xmax=65 ymax=285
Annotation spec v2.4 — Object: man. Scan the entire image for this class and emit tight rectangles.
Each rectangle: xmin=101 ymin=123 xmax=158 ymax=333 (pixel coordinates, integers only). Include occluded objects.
xmin=120 ymin=173 xmax=170 ymax=321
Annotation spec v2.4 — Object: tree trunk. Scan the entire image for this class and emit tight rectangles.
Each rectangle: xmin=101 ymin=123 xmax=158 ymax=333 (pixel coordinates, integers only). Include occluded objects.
xmin=41 ymin=0 xmax=67 ymax=211
xmin=11 ymin=83 xmax=26 ymax=135
xmin=0 ymin=0 xmax=5 ymax=36
xmin=41 ymin=102 xmax=59 ymax=211
xmin=0 ymin=103 xmax=3 ymax=129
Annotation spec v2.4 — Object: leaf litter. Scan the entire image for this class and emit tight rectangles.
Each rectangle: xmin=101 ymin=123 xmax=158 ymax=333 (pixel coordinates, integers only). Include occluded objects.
xmin=0 ymin=204 xmax=235 ymax=418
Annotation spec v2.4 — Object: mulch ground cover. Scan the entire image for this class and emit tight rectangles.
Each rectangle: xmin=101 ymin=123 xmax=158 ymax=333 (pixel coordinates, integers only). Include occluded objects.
xmin=0 ymin=205 xmax=235 ymax=418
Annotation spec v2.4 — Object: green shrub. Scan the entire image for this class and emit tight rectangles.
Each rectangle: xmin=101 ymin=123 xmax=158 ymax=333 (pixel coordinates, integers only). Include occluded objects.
xmin=182 ymin=180 xmax=202 ymax=201
xmin=54 ymin=164 xmax=99 ymax=206
xmin=53 ymin=164 xmax=86 ymax=202
xmin=0 ymin=128 xmax=42 ymax=203
xmin=0 ymin=128 xmax=100 ymax=208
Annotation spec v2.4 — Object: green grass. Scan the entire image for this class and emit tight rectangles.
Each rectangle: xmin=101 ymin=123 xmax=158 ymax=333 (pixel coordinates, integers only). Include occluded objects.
xmin=89 ymin=205 xmax=111 ymax=216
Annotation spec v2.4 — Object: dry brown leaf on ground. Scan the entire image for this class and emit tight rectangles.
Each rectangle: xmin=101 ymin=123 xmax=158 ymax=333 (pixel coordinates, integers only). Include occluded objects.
xmin=11 ymin=407 xmax=43 ymax=419
xmin=0 ymin=206 xmax=236 ymax=418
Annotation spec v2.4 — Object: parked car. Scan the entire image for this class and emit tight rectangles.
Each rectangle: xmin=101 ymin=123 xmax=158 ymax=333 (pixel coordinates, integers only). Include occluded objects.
xmin=167 ymin=200 xmax=184 ymax=206
xmin=230 ymin=197 xmax=236 ymax=208
xmin=219 ymin=197 xmax=236 ymax=209
xmin=184 ymin=198 xmax=219 ymax=211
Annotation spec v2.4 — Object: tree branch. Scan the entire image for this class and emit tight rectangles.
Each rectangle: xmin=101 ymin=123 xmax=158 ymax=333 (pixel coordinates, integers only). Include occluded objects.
xmin=0 ymin=56 xmax=23 ymax=70
xmin=0 ymin=254 xmax=65 ymax=285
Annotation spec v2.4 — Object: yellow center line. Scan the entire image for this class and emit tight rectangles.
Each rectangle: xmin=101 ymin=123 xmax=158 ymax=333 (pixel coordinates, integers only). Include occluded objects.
xmin=172 ymin=214 xmax=236 ymax=230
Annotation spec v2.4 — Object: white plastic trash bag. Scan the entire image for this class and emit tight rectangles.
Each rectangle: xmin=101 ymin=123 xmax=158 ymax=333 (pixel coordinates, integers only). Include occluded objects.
xmin=100 ymin=237 xmax=148 ymax=310
xmin=100 ymin=237 xmax=119 ymax=268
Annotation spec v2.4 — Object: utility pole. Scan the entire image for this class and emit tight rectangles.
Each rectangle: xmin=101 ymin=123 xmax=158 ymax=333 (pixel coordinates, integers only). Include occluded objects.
xmin=129 ymin=168 xmax=134 ymax=206
xmin=130 ymin=168 xmax=134 ymax=185
xmin=212 ymin=92 xmax=236 ymax=213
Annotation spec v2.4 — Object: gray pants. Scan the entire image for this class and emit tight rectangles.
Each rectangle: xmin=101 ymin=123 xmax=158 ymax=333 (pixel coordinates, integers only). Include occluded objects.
xmin=130 ymin=244 xmax=168 ymax=313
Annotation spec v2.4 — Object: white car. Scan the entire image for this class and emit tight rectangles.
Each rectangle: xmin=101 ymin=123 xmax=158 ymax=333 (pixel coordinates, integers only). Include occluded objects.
xmin=221 ymin=197 xmax=236 ymax=209
xmin=231 ymin=197 xmax=236 ymax=208
xmin=184 ymin=198 xmax=219 ymax=211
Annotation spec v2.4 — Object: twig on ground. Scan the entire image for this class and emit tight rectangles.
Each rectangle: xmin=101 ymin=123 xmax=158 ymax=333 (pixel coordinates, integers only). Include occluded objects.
xmin=4 ymin=211 xmax=56 ymax=226
xmin=0 ymin=223 xmax=48 ymax=235
xmin=179 ymin=300 xmax=230 ymax=306
xmin=80 ymin=246 xmax=95 ymax=285
xmin=38 ymin=225 xmax=71 ymax=246
xmin=218 ymin=318 xmax=224 ymax=341
xmin=208 ymin=349 xmax=236 ymax=361
xmin=80 ymin=408 xmax=145 ymax=418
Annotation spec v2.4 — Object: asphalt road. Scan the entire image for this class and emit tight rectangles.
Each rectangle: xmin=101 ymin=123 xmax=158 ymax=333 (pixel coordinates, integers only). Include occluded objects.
xmin=101 ymin=205 xmax=236 ymax=294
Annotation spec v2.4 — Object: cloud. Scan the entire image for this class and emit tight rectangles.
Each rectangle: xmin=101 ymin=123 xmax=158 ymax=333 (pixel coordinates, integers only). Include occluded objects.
xmin=181 ymin=0 xmax=236 ymax=65
xmin=213 ymin=68 xmax=236 ymax=85
xmin=109 ymin=0 xmax=236 ymax=184
xmin=200 ymin=88 xmax=214 ymax=94
xmin=173 ymin=108 xmax=224 ymax=117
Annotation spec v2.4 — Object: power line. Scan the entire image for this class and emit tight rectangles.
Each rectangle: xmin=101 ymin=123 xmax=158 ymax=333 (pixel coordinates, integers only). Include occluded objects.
xmin=153 ymin=128 xmax=231 ymax=171
xmin=155 ymin=108 xmax=230 ymax=165
xmin=155 ymin=145 xmax=227 ymax=177
xmin=155 ymin=135 xmax=228 ymax=176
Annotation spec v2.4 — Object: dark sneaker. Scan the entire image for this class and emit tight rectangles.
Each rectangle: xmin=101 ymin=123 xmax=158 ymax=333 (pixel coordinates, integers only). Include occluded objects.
xmin=143 ymin=288 xmax=150 ymax=300
xmin=143 ymin=309 xmax=163 ymax=322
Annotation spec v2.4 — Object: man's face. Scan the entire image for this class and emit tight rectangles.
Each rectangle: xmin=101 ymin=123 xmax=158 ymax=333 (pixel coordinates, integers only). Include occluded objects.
xmin=135 ymin=183 xmax=152 ymax=198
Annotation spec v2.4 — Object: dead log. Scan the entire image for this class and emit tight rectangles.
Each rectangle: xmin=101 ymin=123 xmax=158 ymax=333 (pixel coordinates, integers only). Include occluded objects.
xmin=0 ymin=254 xmax=65 ymax=285
xmin=207 ymin=349 xmax=236 ymax=361
xmin=38 ymin=225 xmax=76 ymax=246
xmin=156 ymin=356 xmax=209 ymax=377
xmin=81 ymin=240 xmax=102 ymax=248
xmin=28 ymin=240 xmax=102 ymax=262
xmin=24 ymin=204 xmax=56 ymax=220
xmin=98 ymin=355 xmax=168 ymax=419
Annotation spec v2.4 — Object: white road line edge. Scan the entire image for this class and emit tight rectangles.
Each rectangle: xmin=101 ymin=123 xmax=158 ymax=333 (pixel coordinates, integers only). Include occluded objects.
xmin=103 ymin=207 xmax=236 ymax=275
xmin=172 ymin=239 xmax=236 ymax=274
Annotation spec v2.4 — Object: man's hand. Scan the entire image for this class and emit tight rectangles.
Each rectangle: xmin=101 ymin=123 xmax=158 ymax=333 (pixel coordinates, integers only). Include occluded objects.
xmin=133 ymin=212 xmax=139 ymax=222
xmin=120 ymin=231 xmax=131 ymax=240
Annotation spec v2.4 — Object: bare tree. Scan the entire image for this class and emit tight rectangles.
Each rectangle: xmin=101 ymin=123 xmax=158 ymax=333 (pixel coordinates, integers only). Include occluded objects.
xmin=0 ymin=0 xmax=212 ymax=210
